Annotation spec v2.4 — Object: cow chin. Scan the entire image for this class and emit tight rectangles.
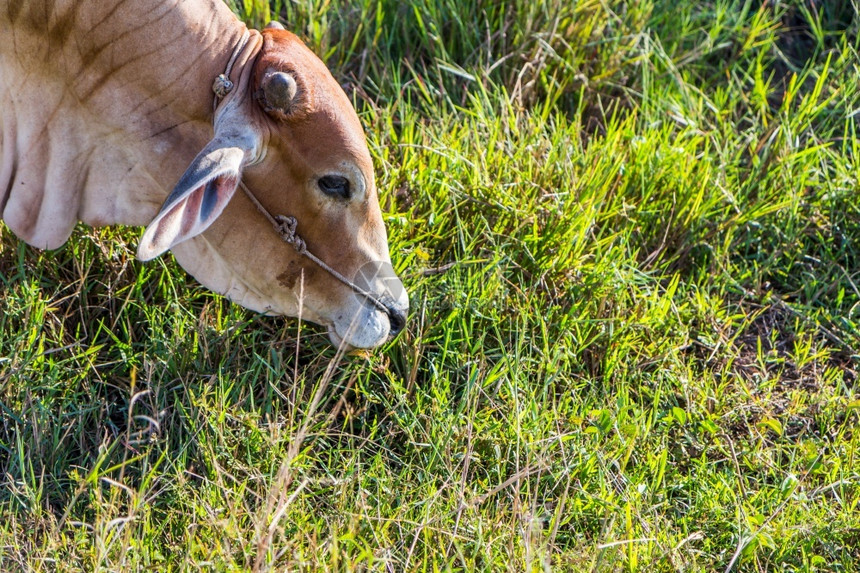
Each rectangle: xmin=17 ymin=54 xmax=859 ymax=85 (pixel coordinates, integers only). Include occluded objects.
xmin=171 ymin=240 xmax=391 ymax=349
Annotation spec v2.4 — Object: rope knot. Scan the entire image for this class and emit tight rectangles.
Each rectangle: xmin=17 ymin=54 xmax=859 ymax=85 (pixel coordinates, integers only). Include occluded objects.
xmin=273 ymin=215 xmax=307 ymax=254
xmin=212 ymin=74 xmax=234 ymax=99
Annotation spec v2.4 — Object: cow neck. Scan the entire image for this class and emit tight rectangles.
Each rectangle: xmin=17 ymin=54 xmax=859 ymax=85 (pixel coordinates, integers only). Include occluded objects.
xmin=0 ymin=2 xmax=260 ymax=248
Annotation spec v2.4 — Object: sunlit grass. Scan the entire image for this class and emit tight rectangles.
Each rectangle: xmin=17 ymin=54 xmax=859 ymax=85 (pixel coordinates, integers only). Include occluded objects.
xmin=1 ymin=0 xmax=859 ymax=571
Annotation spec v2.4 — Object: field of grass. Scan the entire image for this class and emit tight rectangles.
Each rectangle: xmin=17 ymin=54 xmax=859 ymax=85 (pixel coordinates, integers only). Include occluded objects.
xmin=2 ymin=0 xmax=859 ymax=570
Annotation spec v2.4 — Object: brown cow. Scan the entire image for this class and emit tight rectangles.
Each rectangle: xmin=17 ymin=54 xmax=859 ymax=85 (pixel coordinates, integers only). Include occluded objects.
xmin=0 ymin=1 xmax=407 ymax=349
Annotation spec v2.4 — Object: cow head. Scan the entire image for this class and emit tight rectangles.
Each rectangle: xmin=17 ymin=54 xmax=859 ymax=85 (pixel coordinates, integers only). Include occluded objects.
xmin=136 ymin=27 xmax=407 ymax=350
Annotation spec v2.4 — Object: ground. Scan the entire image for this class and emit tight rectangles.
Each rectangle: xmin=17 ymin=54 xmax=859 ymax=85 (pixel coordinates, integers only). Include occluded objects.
xmin=1 ymin=0 xmax=859 ymax=571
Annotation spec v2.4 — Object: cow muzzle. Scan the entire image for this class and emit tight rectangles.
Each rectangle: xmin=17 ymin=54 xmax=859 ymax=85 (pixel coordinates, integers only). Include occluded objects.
xmin=329 ymin=261 xmax=408 ymax=349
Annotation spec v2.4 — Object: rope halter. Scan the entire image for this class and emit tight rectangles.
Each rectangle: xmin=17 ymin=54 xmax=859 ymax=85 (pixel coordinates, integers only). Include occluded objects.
xmin=212 ymin=30 xmax=395 ymax=317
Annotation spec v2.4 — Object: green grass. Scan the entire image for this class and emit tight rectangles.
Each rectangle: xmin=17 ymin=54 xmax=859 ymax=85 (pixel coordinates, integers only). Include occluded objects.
xmin=2 ymin=0 xmax=859 ymax=570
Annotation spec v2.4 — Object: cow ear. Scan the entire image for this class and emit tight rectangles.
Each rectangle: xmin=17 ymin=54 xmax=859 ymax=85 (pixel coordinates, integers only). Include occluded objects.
xmin=137 ymin=144 xmax=245 ymax=261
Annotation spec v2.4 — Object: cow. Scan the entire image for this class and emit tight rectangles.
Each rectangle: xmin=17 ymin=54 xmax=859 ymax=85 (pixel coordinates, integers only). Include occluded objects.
xmin=0 ymin=0 xmax=408 ymax=349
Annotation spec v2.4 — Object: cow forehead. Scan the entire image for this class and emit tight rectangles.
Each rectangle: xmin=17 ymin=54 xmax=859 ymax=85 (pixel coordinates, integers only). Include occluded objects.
xmin=254 ymin=29 xmax=374 ymax=177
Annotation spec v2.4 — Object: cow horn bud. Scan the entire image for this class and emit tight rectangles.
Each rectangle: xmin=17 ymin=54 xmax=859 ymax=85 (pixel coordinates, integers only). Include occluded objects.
xmin=261 ymin=71 xmax=298 ymax=115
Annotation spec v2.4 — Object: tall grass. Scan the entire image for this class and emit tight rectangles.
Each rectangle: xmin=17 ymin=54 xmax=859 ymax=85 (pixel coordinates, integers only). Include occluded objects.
xmin=1 ymin=0 xmax=859 ymax=570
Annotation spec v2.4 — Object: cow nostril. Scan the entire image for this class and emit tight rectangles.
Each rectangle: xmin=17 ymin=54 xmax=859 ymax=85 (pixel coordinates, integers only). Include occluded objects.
xmin=386 ymin=306 xmax=406 ymax=337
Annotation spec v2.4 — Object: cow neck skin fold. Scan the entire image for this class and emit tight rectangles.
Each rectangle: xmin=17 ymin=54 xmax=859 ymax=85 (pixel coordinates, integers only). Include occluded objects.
xmin=0 ymin=0 xmax=252 ymax=249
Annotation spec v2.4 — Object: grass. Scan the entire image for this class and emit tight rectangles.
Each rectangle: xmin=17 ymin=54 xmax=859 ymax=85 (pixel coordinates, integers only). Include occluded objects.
xmin=2 ymin=0 xmax=859 ymax=570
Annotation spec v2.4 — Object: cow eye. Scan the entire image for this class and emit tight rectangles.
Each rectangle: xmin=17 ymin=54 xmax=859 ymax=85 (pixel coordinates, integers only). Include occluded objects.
xmin=318 ymin=175 xmax=351 ymax=200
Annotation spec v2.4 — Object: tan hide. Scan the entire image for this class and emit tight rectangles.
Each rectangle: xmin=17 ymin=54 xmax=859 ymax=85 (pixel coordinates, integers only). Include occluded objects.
xmin=0 ymin=1 xmax=407 ymax=349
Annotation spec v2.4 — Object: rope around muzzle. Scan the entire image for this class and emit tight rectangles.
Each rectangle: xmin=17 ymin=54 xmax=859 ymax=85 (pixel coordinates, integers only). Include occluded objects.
xmin=212 ymin=31 xmax=393 ymax=316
